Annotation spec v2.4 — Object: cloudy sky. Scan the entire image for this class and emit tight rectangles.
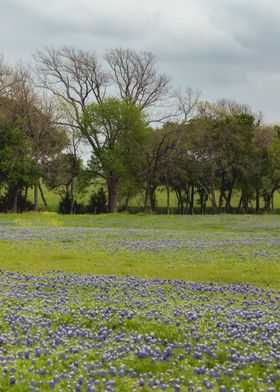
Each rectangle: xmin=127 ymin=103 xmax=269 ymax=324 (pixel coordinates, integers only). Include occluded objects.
xmin=1 ymin=0 xmax=280 ymax=123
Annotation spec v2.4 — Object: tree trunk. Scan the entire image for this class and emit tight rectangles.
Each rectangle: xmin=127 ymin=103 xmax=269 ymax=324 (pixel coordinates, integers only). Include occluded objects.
xmin=243 ymin=192 xmax=249 ymax=213
xmin=165 ymin=173 xmax=170 ymax=215
xmin=264 ymin=193 xmax=270 ymax=213
xmin=12 ymin=187 xmax=20 ymax=213
xmin=124 ymin=190 xmax=130 ymax=212
xmin=166 ymin=185 xmax=170 ymax=214
xmin=38 ymin=183 xmax=49 ymax=211
xmin=144 ymin=182 xmax=151 ymax=212
xmin=149 ymin=186 xmax=156 ymax=211
xmin=199 ymin=191 xmax=204 ymax=214
xmin=70 ymin=178 xmax=74 ymax=214
xmin=218 ymin=172 xmax=226 ymax=210
xmin=107 ymin=178 xmax=118 ymax=213
xmin=175 ymin=188 xmax=184 ymax=215
xmin=185 ymin=185 xmax=190 ymax=214
xmin=210 ymin=163 xmax=218 ymax=213
xmin=237 ymin=193 xmax=243 ymax=213
xmin=189 ymin=184 xmax=194 ymax=215
xmin=198 ymin=188 xmax=207 ymax=214
xmin=225 ymin=184 xmax=234 ymax=213
xmin=34 ymin=185 xmax=39 ymax=211
xmin=238 ymin=188 xmax=249 ymax=214
xmin=256 ymin=187 xmax=260 ymax=213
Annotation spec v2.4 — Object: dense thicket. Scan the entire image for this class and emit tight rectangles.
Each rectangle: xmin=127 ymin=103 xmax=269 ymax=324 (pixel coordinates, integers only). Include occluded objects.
xmin=0 ymin=49 xmax=280 ymax=213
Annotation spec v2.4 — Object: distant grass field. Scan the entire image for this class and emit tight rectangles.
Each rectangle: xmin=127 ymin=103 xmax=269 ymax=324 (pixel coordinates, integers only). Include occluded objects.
xmin=0 ymin=213 xmax=279 ymax=289
xmin=27 ymin=184 xmax=280 ymax=212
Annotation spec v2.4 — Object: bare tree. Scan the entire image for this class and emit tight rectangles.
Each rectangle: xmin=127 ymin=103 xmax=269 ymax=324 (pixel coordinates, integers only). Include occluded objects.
xmin=105 ymin=47 xmax=170 ymax=110
xmin=216 ymin=98 xmax=250 ymax=115
xmin=174 ymin=87 xmax=201 ymax=124
xmin=10 ymin=64 xmax=69 ymax=211
xmin=34 ymin=46 xmax=109 ymax=127
xmin=0 ymin=56 xmax=15 ymax=96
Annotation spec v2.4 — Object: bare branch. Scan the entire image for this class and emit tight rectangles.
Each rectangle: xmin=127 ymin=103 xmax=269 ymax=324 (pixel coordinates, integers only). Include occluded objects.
xmin=0 ymin=55 xmax=16 ymax=96
xmin=105 ymin=47 xmax=170 ymax=110
xmin=33 ymin=46 xmax=109 ymax=118
xmin=174 ymin=87 xmax=201 ymax=124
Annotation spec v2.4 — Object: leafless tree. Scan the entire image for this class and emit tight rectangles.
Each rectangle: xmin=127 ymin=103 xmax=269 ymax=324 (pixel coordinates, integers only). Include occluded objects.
xmin=174 ymin=87 xmax=201 ymax=124
xmin=34 ymin=46 xmax=109 ymax=128
xmin=105 ymin=47 xmax=170 ymax=110
xmin=149 ymin=86 xmax=201 ymax=125
xmin=0 ymin=55 xmax=15 ymax=96
xmin=254 ymin=125 xmax=276 ymax=149
xmin=216 ymin=98 xmax=250 ymax=116
xmin=10 ymin=64 xmax=69 ymax=211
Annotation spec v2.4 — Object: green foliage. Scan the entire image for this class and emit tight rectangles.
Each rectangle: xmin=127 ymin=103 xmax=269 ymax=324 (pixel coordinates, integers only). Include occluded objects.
xmin=83 ymin=98 xmax=150 ymax=211
xmin=0 ymin=187 xmax=33 ymax=212
xmin=85 ymin=98 xmax=149 ymax=175
xmin=0 ymin=118 xmax=38 ymax=191
xmin=86 ymin=187 xmax=107 ymax=214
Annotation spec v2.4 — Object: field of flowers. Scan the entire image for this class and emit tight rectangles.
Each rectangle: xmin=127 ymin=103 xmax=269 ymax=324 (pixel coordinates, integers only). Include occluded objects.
xmin=0 ymin=217 xmax=280 ymax=287
xmin=0 ymin=271 xmax=279 ymax=391
xmin=0 ymin=214 xmax=279 ymax=391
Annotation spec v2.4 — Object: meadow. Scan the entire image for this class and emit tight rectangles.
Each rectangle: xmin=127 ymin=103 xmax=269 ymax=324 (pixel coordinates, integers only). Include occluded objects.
xmin=0 ymin=213 xmax=279 ymax=391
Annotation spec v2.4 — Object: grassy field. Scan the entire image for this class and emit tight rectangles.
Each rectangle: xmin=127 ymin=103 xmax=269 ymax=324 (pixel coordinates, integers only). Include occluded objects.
xmin=0 ymin=213 xmax=279 ymax=391
xmin=0 ymin=212 xmax=279 ymax=288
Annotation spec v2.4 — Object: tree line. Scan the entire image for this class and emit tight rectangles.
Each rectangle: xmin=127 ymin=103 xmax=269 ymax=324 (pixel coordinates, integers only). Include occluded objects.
xmin=0 ymin=47 xmax=280 ymax=214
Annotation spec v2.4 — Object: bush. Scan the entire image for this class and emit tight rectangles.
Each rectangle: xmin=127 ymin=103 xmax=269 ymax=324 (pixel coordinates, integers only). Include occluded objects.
xmin=0 ymin=189 xmax=33 ymax=212
xmin=87 ymin=187 xmax=107 ymax=214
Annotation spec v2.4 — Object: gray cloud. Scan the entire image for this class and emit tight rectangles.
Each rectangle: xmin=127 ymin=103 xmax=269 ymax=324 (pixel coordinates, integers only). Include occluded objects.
xmin=1 ymin=0 xmax=280 ymax=122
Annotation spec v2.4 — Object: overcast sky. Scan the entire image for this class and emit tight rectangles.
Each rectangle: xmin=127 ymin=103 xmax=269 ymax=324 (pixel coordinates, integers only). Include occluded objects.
xmin=1 ymin=0 xmax=280 ymax=123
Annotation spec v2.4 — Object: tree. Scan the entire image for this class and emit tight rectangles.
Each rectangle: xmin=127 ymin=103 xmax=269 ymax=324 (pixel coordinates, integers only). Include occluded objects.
xmin=9 ymin=66 xmax=69 ymax=210
xmin=143 ymin=123 xmax=179 ymax=213
xmin=0 ymin=98 xmax=38 ymax=212
xmin=105 ymin=47 xmax=170 ymax=110
xmin=34 ymin=46 xmax=170 ymax=212
xmin=43 ymin=152 xmax=83 ymax=212
xmin=83 ymin=98 xmax=149 ymax=212
xmin=0 ymin=61 xmax=70 ymax=213
xmin=186 ymin=101 xmax=256 ymax=213
xmin=257 ymin=126 xmax=280 ymax=212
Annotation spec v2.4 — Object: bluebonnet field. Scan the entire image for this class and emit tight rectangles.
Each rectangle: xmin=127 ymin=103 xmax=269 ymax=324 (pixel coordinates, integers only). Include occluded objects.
xmin=0 ymin=272 xmax=279 ymax=391
xmin=0 ymin=214 xmax=280 ymax=391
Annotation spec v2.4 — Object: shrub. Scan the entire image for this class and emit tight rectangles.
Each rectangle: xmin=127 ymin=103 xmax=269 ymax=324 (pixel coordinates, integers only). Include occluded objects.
xmin=87 ymin=187 xmax=107 ymax=214
xmin=0 ymin=189 xmax=34 ymax=213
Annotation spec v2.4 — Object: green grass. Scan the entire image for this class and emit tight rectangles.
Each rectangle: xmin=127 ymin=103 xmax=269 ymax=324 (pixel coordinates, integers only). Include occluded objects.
xmin=27 ymin=183 xmax=280 ymax=211
xmin=0 ymin=212 xmax=279 ymax=289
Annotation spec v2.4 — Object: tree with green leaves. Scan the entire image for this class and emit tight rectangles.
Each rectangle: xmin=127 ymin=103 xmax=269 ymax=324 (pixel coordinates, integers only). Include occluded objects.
xmin=185 ymin=101 xmax=257 ymax=213
xmin=257 ymin=126 xmax=280 ymax=212
xmin=0 ymin=100 xmax=38 ymax=212
xmin=83 ymin=98 xmax=150 ymax=212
